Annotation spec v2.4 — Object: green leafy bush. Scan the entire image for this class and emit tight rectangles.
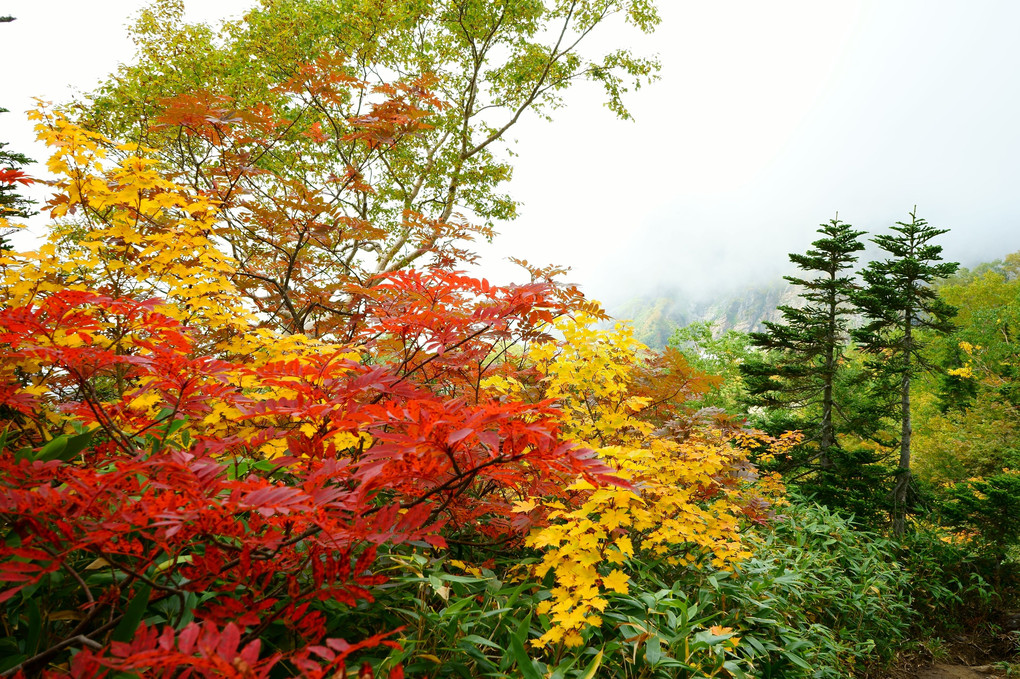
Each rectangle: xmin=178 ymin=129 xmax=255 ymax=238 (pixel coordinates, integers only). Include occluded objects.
xmin=897 ymin=524 xmax=1004 ymax=634
xmin=324 ymin=502 xmax=1016 ymax=677
xmin=940 ymin=473 xmax=1020 ymax=568
xmin=353 ymin=502 xmax=915 ymax=678
xmin=705 ymin=502 xmax=913 ymax=677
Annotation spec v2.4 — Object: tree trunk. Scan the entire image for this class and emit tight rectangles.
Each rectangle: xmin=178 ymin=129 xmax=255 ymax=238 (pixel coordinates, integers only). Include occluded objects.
xmin=820 ymin=380 xmax=834 ymax=468
xmin=893 ymin=321 xmax=913 ymax=536
xmin=819 ymin=291 xmax=837 ymax=469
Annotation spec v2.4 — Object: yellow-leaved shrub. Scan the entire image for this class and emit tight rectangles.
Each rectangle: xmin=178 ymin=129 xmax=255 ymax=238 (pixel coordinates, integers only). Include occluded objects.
xmin=513 ymin=316 xmax=792 ymax=648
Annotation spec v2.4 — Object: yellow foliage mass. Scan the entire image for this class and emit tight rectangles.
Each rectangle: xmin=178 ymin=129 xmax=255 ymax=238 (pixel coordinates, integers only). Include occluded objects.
xmin=521 ymin=316 xmax=788 ymax=649
xmin=0 ymin=110 xmax=375 ymax=457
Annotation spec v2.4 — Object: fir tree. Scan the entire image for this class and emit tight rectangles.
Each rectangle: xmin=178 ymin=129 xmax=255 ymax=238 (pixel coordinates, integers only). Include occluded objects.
xmin=0 ymin=109 xmax=35 ymax=217
xmin=853 ymin=210 xmax=959 ymax=535
xmin=1 ymin=15 xmax=36 ymax=248
xmin=741 ymin=217 xmax=866 ymax=468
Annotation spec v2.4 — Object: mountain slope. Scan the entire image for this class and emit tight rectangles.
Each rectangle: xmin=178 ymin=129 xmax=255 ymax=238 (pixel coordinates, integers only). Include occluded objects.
xmin=613 ymin=281 xmax=802 ymax=349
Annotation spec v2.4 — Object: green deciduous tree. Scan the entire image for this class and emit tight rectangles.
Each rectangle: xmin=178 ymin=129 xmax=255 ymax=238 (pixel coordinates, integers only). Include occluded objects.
xmin=940 ymin=473 xmax=1020 ymax=581
xmin=667 ymin=320 xmax=751 ymax=413
xmin=914 ymin=254 xmax=1020 ymax=484
xmin=853 ymin=210 xmax=959 ymax=535
xmin=73 ymin=0 xmax=659 ymax=333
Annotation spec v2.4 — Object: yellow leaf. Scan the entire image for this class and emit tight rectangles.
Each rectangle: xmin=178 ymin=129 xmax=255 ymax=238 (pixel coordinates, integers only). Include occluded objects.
xmin=601 ymin=569 xmax=630 ymax=594
xmin=511 ymin=498 xmax=537 ymax=513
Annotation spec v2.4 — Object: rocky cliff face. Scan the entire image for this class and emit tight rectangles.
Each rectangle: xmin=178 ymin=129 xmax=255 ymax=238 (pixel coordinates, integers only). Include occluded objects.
xmin=612 ymin=281 xmax=804 ymax=349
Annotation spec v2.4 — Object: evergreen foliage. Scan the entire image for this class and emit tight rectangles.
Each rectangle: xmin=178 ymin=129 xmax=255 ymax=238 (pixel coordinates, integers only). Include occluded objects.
xmin=853 ymin=210 xmax=959 ymax=534
xmin=0 ymin=109 xmax=35 ymax=220
xmin=1 ymin=18 xmax=36 ymax=250
xmin=741 ymin=218 xmax=865 ymax=454
xmin=736 ymin=218 xmax=894 ymax=519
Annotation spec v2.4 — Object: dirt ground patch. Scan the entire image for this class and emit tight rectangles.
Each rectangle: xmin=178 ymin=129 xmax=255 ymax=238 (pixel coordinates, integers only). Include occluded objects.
xmin=914 ymin=664 xmax=1004 ymax=679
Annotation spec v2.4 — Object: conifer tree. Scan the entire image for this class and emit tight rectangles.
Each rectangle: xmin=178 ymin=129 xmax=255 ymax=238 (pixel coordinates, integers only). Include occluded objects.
xmin=853 ymin=210 xmax=958 ymax=535
xmin=1 ymin=15 xmax=36 ymax=249
xmin=0 ymin=109 xmax=35 ymax=220
xmin=741 ymin=217 xmax=866 ymax=469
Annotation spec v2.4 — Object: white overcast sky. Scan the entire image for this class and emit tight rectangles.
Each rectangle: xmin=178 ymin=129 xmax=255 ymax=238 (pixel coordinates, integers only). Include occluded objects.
xmin=4 ymin=1 xmax=1019 ymax=307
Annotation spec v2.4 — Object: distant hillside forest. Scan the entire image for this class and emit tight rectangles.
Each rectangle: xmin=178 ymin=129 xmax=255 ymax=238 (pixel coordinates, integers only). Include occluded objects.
xmin=614 ymin=282 xmax=801 ymax=349
xmin=617 ymin=251 xmax=1019 ymax=351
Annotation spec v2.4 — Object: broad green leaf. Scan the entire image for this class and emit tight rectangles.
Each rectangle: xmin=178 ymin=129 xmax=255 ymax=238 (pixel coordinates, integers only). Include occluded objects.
xmin=112 ymin=585 xmax=152 ymax=642
xmin=508 ymin=616 xmax=543 ymax=679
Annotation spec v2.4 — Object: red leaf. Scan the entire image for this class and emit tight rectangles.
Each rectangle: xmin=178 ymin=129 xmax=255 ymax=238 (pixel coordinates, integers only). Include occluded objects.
xmin=446 ymin=428 xmax=473 ymax=445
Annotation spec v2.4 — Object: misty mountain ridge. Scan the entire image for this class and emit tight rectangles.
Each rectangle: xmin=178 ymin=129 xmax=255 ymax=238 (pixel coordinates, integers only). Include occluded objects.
xmin=611 ymin=281 xmax=804 ymax=349
xmin=612 ymin=245 xmax=1020 ymax=350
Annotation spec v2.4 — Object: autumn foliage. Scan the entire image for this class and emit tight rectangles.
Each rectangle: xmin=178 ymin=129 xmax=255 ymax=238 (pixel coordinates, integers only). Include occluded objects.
xmin=0 ymin=65 xmax=779 ymax=678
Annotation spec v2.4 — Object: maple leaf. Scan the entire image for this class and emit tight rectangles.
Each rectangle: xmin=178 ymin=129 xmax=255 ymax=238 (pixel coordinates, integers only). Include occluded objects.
xmin=601 ymin=569 xmax=631 ymax=594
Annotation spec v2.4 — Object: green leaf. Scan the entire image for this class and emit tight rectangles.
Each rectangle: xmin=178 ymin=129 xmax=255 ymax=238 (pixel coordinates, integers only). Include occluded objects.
xmin=153 ymin=554 xmax=192 ymax=574
xmin=59 ymin=429 xmax=96 ymax=460
xmin=644 ymin=637 xmax=662 ymax=665
xmin=508 ymin=615 xmax=543 ymax=679
xmin=25 ymin=598 xmax=41 ymax=655
xmin=112 ymin=585 xmax=152 ymax=642
xmin=12 ymin=447 xmax=33 ymax=463
xmin=177 ymin=592 xmax=198 ymax=628
xmin=35 ymin=429 xmax=96 ymax=462
xmin=461 ymin=634 xmax=504 ymax=650
xmin=430 ymin=572 xmax=487 ymax=584
xmin=579 ymin=649 xmax=604 ymax=679
xmin=722 ymin=659 xmax=749 ymax=679
xmin=34 ymin=436 xmax=66 ymax=462
xmin=439 ymin=595 xmax=477 ymax=617
xmin=0 ymin=652 xmax=28 ymax=673
xmin=783 ymin=652 xmax=813 ymax=670
xmin=153 ymin=417 xmax=189 ymax=453
xmin=164 ymin=417 xmax=188 ymax=438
